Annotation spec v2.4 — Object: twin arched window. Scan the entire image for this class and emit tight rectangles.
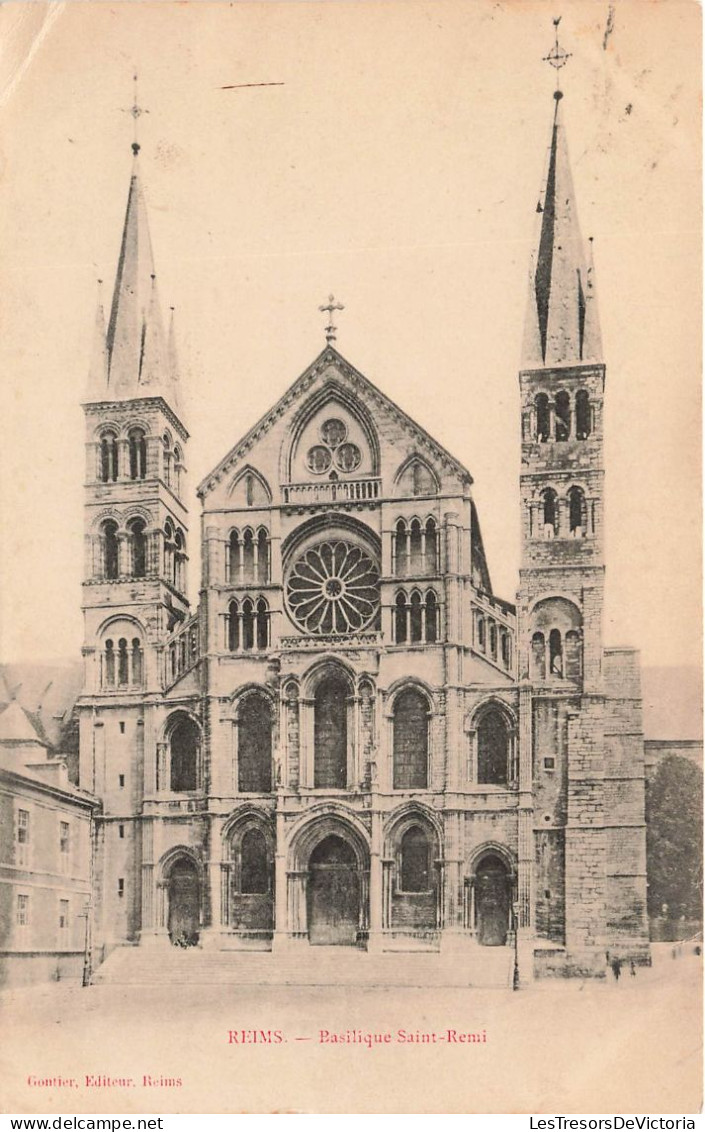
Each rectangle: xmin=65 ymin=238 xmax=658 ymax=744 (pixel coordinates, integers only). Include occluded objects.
xmin=536 ymin=485 xmax=589 ymax=538
xmin=228 ymin=528 xmax=270 ymax=585
xmin=394 ymin=589 xmax=439 ymax=644
xmin=227 ymin=598 xmax=270 ymax=652
xmin=393 ymin=688 xmax=429 ymax=789
xmin=393 ymin=518 xmax=438 ymax=576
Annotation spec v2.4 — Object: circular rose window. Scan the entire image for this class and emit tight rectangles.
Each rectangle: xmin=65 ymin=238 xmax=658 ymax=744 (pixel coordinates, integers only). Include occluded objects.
xmin=286 ymin=540 xmax=380 ymax=635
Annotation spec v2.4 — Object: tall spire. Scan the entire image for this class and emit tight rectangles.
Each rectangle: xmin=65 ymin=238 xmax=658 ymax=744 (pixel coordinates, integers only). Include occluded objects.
xmin=522 ymin=27 xmax=603 ymax=369
xmin=85 ymin=82 xmax=177 ymax=407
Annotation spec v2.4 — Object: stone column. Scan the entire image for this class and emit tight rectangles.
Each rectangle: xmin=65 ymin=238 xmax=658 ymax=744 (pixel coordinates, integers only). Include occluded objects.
xmin=272 ymin=806 xmax=288 ymax=950
xmin=368 ymin=808 xmax=383 ymax=951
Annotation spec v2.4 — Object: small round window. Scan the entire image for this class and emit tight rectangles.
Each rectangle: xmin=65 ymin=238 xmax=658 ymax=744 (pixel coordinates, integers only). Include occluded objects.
xmin=335 ymin=442 xmax=362 ymax=472
xmin=306 ymin=445 xmax=332 ymax=474
xmin=321 ymin=418 xmax=347 ymax=448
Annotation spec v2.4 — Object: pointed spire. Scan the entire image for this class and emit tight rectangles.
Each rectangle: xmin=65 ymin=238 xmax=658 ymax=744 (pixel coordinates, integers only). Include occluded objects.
xmin=522 ymin=90 xmax=603 ymax=369
xmin=85 ymin=280 xmax=108 ymax=400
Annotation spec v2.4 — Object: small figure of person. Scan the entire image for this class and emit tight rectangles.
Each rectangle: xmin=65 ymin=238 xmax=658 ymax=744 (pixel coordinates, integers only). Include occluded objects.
xmin=630 ymin=960 xmax=636 ymax=977
xmin=611 ymin=956 xmax=622 ymax=982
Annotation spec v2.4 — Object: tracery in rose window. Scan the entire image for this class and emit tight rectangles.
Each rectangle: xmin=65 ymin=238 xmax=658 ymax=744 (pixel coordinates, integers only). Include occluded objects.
xmin=286 ymin=540 xmax=380 ymax=635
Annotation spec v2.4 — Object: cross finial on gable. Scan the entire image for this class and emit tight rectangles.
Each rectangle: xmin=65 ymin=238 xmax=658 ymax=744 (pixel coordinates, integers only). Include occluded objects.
xmin=318 ymin=294 xmax=344 ymax=344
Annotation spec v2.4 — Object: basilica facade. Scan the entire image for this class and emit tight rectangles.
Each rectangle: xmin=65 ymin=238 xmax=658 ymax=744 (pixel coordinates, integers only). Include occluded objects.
xmin=78 ymin=79 xmax=650 ymax=979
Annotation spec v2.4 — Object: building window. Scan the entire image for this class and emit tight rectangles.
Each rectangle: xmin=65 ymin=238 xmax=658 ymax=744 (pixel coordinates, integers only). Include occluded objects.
xmin=565 ymin=630 xmax=582 ymax=681
xmin=535 ymin=393 xmax=550 ymax=442
xmin=555 ymin=390 xmax=571 ymax=441
xmin=16 ymin=893 xmax=29 ymax=927
xmin=393 ymin=689 xmax=429 ymax=789
xmin=100 ymin=431 xmax=118 ymax=482
xmin=400 ymin=826 xmax=431 ymax=893
xmin=128 ymin=428 xmax=147 ymax=480
xmin=238 ymin=695 xmax=273 ymax=793
xmin=128 ymin=518 xmax=147 ymax=577
xmin=58 ymin=899 xmax=69 ymax=944
xmin=394 ymin=589 xmax=439 ymax=644
xmin=163 ymin=434 xmax=172 ymax=487
xmin=568 ymin=486 xmax=588 ymax=537
xmin=118 ymin=878 xmax=124 ymax=898
xmin=489 ymin=622 xmax=497 ymax=660
xmin=476 ymin=709 xmax=511 ymax=787
xmin=173 ymin=446 xmax=183 ymax=496
xmin=102 ymin=520 xmax=120 ymax=580
xmin=409 ymin=590 xmax=423 ymax=643
xmin=16 ymin=809 xmax=30 ymax=867
xmin=117 ymin=638 xmax=129 ymax=685
xmin=59 ymin=821 xmax=70 ymax=874
xmin=169 ymin=716 xmax=200 ymax=793
xmin=240 ymin=829 xmax=270 ymax=894
xmin=314 ymin=676 xmax=348 ymax=789
xmin=541 ymin=488 xmax=559 ymax=537
xmin=531 ymin=631 xmax=546 ymax=679
xmin=395 ymin=592 xmax=407 ymax=643
xmin=119 ymin=774 xmax=125 ymax=788
xmin=576 ymin=390 xmax=591 ymax=439
xmin=549 ymin=628 xmax=563 ymax=677
xmin=477 ymin=616 xmax=486 ymax=651
xmin=393 ymin=517 xmax=438 ymax=576
xmin=119 ymin=824 xmax=125 ymax=839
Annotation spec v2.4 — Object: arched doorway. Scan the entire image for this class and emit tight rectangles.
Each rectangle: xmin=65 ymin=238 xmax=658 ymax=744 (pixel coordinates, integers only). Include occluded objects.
xmin=167 ymin=857 xmax=200 ymax=946
xmin=307 ymin=834 xmax=360 ymax=946
xmin=475 ymin=854 xmax=512 ymax=947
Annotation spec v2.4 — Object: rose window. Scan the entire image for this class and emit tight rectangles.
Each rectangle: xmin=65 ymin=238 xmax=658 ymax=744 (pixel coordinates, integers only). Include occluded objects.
xmin=286 ymin=540 xmax=380 ymax=635
xmin=306 ymin=418 xmax=362 ymax=476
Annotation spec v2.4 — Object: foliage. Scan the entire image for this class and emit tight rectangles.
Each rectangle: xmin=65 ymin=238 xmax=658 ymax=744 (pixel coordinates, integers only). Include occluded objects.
xmin=646 ymin=755 xmax=703 ymax=920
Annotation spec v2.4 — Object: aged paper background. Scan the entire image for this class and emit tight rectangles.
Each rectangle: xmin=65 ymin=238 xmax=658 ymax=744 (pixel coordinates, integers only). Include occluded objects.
xmin=0 ymin=0 xmax=701 ymax=1115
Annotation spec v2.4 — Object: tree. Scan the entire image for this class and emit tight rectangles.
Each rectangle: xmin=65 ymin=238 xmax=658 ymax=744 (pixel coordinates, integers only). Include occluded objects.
xmin=646 ymin=755 xmax=703 ymax=921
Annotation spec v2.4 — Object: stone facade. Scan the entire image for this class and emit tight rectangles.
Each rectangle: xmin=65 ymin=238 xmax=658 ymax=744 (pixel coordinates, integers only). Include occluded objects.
xmin=77 ymin=86 xmax=650 ymax=980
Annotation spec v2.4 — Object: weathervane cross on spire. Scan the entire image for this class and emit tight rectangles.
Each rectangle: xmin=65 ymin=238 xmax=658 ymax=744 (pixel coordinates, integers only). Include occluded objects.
xmin=543 ymin=17 xmax=571 ymax=96
xmin=319 ymin=294 xmax=344 ymax=344
xmin=122 ymin=73 xmax=149 ymax=155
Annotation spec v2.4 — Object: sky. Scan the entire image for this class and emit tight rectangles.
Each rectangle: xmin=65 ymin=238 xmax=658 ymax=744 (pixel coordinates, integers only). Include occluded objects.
xmin=0 ymin=0 xmax=701 ymax=668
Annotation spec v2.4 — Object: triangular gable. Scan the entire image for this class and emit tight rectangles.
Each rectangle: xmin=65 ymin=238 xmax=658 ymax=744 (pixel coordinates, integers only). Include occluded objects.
xmin=197 ymin=346 xmax=473 ymax=499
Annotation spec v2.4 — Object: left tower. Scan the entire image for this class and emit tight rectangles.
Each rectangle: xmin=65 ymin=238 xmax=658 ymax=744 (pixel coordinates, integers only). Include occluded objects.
xmin=78 ymin=138 xmax=189 ymax=950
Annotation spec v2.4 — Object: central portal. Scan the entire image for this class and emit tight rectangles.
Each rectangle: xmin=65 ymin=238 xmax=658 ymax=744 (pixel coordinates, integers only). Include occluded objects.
xmin=307 ymin=834 xmax=360 ymax=946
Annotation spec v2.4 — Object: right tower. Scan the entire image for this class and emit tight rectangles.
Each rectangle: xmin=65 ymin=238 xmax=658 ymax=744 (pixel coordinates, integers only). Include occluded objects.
xmin=517 ymin=41 xmax=649 ymax=975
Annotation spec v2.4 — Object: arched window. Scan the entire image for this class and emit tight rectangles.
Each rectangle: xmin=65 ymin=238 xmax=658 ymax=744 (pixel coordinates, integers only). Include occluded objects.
xmin=104 ymin=639 xmax=115 ymax=686
xmin=576 ymin=390 xmax=591 ymax=439
xmin=535 ymin=394 xmax=550 ymax=442
xmin=489 ymin=622 xmax=497 ymax=660
xmin=169 ymin=716 xmax=200 ymax=792
xmin=555 ymin=391 xmax=571 ymax=441
xmin=173 ymin=446 xmax=182 ymax=496
xmin=409 ymin=519 xmax=423 ymax=573
xmin=531 ymin=631 xmax=546 ymax=679
xmin=314 ymin=676 xmax=348 ymax=789
xmin=243 ymin=530 xmax=255 ymax=582
xmin=477 ymin=709 xmax=510 ymax=786
xmin=256 ymin=598 xmax=269 ymax=650
xmin=228 ymin=599 xmax=240 ymax=651
xmin=400 ymin=826 xmax=431 ymax=892
xmin=409 ymin=590 xmax=423 ymax=643
xmin=394 ymin=519 xmax=408 ymax=576
xmin=102 ymin=520 xmax=119 ymax=580
xmin=163 ymin=435 xmax=172 ymax=487
xmin=425 ymin=518 xmax=438 ymax=573
xmin=477 ymin=616 xmax=486 ymax=651
xmin=393 ymin=688 xmax=429 ymax=789
xmin=127 ymin=518 xmax=147 ymax=578
xmin=565 ymin=630 xmax=582 ymax=681
xmin=257 ymin=529 xmax=269 ymax=584
xmin=128 ymin=428 xmax=147 ymax=480
xmin=131 ymin=638 xmax=143 ymax=686
xmin=549 ymin=629 xmax=563 ymax=677
xmin=238 ymin=695 xmax=272 ymax=793
xmin=117 ymin=638 xmax=129 ymax=686
xmin=228 ymin=531 xmax=240 ymax=584
xmin=164 ymin=520 xmax=174 ymax=581
xmin=541 ymin=488 xmax=559 ymax=537
xmin=569 ymin=486 xmax=587 ymax=536
xmin=501 ymin=631 xmax=511 ymax=669
xmin=240 ymin=829 xmax=269 ymax=893
xmin=100 ymin=432 xmax=118 ymax=482
xmin=425 ymin=590 xmax=438 ymax=643
xmin=173 ymin=529 xmax=184 ymax=590
xmin=395 ymin=592 xmax=408 ymax=643
xmin=242 ymin=599 xmax=255 ymax=651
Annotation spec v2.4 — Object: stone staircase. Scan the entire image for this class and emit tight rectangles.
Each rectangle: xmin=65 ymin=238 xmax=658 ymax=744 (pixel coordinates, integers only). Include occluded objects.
xmin=92 ymin=942 xmax=515 ymax=989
